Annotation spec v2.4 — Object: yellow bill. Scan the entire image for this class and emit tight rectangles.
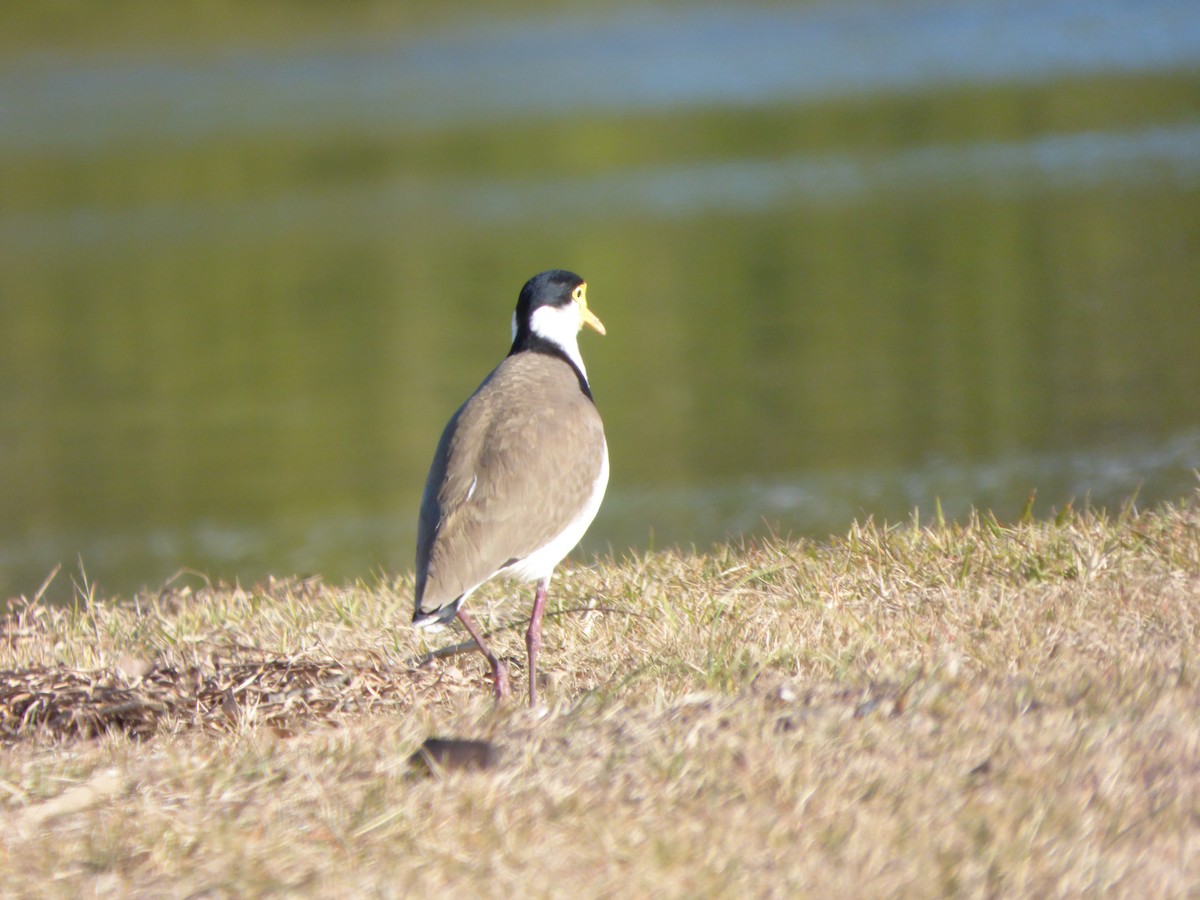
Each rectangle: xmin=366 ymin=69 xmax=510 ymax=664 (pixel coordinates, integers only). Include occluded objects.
xmin=575 ymin=284 xmax=606 ymax=335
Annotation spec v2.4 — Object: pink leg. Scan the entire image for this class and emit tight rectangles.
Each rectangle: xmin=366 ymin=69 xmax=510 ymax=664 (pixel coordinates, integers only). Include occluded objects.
xmin=456 ymin=608 xmax=510 ymax=702
xmin=525 ymin=579 xmax=549 ymax=707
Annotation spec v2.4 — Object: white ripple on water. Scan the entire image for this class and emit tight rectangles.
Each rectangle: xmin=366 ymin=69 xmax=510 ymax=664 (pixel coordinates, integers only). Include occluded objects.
xmin=4 ymin=120 xmax=1199 ymax=254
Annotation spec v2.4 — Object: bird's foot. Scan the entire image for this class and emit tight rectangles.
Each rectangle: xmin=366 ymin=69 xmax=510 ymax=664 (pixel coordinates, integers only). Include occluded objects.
xmin=492 ymin=660 xmax=511 ymax=703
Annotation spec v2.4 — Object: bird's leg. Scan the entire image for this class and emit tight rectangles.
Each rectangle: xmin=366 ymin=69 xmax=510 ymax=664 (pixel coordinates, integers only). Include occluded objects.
xmin=525 ymin=578 xmax=550 ymax=707
xmin=456 ymin=608 xmax=510 ymax=701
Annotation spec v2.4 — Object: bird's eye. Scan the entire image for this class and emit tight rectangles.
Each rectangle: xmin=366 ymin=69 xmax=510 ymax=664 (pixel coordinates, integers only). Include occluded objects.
xmin=572 ymin=285 xmax=586 ymax=302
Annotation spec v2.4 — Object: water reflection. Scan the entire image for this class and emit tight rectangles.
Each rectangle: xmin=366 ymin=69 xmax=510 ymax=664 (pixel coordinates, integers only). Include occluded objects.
xmin=9 ymin=121 xmax=1199 ymax=251
xmin=609 ymin=430 xmax=1200 ymax=552
xmin=4 ymin=0 xmax=1199 ymax=152
xmin=2 ymin=0 xmax=1199 ymax=602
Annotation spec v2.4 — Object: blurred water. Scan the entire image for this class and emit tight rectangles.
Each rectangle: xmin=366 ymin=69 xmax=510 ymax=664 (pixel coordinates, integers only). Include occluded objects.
xmin=2 ymin=0 xmax=1199 ymax=602
xmin=7 ymin=121 xmax=1199 ymax=251
xmin=4 ymin=0 xmax=1199 ymax=151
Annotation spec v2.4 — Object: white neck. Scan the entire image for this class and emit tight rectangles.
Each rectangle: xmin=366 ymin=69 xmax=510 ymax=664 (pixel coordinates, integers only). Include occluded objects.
xmin=527 ymin=304 xmax=588 ymax=380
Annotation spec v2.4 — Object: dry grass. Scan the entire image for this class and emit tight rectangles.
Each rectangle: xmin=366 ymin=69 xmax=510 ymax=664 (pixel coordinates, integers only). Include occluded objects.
xmin=2 ymin=496 xmax=1199 ymax=896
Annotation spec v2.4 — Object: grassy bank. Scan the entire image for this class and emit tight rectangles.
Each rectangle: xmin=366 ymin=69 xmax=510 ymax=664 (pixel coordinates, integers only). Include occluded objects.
xmin=2 ymin=497 xmax=1199 ymax=895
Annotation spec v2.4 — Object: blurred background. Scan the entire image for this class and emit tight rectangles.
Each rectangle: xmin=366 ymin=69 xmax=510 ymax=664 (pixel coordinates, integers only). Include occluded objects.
xmin=2 ymin=0 xmax=1199 ymax=604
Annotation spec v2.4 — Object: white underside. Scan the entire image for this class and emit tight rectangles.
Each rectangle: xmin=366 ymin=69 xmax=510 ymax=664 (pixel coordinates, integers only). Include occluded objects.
xmin=507 ymin=438 xmax=609 ymax=583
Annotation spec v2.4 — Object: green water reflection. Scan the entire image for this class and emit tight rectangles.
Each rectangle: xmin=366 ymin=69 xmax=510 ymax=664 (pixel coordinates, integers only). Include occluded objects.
xmin=2 ymin=6 xmax=1199 ymax=602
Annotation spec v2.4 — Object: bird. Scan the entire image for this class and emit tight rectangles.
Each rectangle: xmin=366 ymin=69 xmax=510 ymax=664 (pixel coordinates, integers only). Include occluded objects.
xmin=413 ymin=270 xmax=609 ymax=706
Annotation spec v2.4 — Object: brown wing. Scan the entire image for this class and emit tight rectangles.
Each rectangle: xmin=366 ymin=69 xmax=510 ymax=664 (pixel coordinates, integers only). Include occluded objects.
xmin=414 ymin=353 xmax=605 ymax=618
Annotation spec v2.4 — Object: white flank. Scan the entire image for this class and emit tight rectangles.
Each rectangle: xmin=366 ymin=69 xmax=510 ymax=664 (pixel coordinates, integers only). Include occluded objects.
xmin=506 ymin=438 xmax=609 ymax=583
xmin=415 ymin=442 xmax=608 ymax=626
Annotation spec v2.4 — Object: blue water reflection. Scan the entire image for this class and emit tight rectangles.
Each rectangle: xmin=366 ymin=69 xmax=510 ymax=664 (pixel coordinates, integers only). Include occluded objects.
xmin=4 ymin=0 xmax=1199 ymax=152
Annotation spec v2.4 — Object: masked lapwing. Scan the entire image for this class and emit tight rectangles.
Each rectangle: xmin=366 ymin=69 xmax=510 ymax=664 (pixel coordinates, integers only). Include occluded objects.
xmin=413 ymin=269 xmax=608 ymax=706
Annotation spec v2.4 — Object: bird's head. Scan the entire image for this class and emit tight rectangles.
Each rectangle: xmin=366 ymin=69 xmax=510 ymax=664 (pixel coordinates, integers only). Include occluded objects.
xmin=511 ymin=270 xmax=606 ymax=352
